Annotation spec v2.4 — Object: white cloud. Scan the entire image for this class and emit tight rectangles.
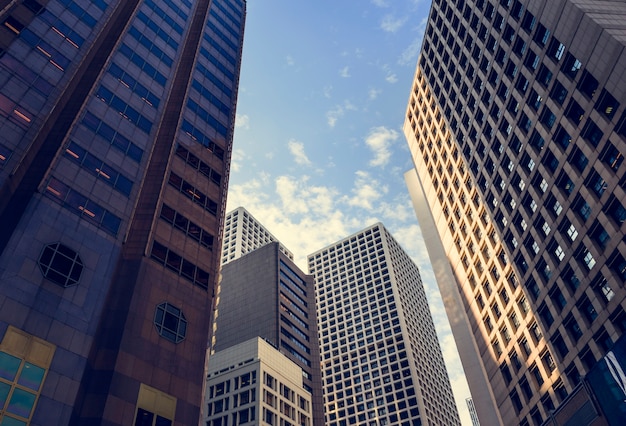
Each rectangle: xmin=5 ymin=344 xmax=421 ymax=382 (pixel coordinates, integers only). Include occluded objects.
xmin=229 ymin=148 xmax=246 ymax=172
xmin=381 ymin=15 xmax=408 ymax=33
xmin=326 ymin=100 xmax=357 ymax=128
xmin=287 ymin=139 xmax=312 ymax=166
xmin=235 ymin=113 xmax=249 ymax=129
xmin=399 ymin=17 xmax=428 ymax=66
xmin=368 ymin=88 xmax=381 ymax=100
xmin=326 ymin=106 xmax=344 ymax=128
xmin=323 ymin=85 xmax=333 ymax=99
xmin=344 ymin=170 xmax=386 ymax=210
xmin=381 ymin=64 xmax=399 ymax=84
xmin=339 ymin=66 xmax=351 ymax=78
xmin=365 ymin=126 xmax=398 ymax=167
xmin=286 ymin=55 xmax=295 ymax=66
xmin=385 ymin=73 xmax=398 ymax=83
xmin=371 ymin=0 xmax=389 ymax=7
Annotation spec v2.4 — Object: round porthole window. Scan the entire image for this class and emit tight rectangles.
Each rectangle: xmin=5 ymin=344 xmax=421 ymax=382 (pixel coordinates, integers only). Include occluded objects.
xmin=38 ymin=243 xmax=83 ymax=287
xmin=154 ymin=302 xmax=187 ymax=343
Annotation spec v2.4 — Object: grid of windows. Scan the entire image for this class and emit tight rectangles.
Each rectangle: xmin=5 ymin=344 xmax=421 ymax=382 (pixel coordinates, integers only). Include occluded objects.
xmin=0 ymin=327 xmax=55 ymax=425
xmin=405 ymin=0 xmax=626 ymax=424
xmin=206 ymin=366 xmax=310 ymax=426
xmin=221 ymin=208 xmax=294 ymax=264
xmin=309 ymin=224 xmax=460 ymax=426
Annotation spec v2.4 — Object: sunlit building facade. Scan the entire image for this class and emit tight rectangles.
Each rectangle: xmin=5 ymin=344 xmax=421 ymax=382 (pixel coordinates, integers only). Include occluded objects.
xmin=404 ymin=0 xmax=626 ymax=425
xmin=308 ymin=223 xmax=461 ymax=426
xmin=204 ymin=337 xmax=313 ymax=426
xmin=0 ymin=0 xmax=245 ymax=424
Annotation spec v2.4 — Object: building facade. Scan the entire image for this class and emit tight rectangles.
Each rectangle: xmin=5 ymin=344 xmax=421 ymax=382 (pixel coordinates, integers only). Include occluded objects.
xmin=213 ymin=242 xmax=324 ymax=426
xmin=0 ymin=0 xmax=245 ymax=424
xmin=221 ymin=206 xmax=294 ymax=265
xmin=308 ymin=223 xmax=461 ymax=426
xmin=404 ymin=0 xmax=626 ymax=425
xmin=204 ymin=337 xmax=313 ymax=426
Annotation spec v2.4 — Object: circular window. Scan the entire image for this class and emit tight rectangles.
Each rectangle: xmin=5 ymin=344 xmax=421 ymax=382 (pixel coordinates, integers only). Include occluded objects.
xmin=38 ymin=243 xmax=83 ymax=287
xmin=154 ymin=302 xmax=187 ymax=343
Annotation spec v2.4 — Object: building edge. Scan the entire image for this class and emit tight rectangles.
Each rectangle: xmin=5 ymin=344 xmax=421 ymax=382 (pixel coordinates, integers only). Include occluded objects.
xmin=404 ymin=168 xmax=503 ymax=426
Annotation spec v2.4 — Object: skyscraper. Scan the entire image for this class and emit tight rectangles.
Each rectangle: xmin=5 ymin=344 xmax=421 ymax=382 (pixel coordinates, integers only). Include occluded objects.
xmin=0 ymin=1 xmax=245 ymax=424
xmin=404 ymin=1 xmax=625 ymax=425
xmin=308 ymin=223 xmax=461 ymax=426
xmin=213 ymin=241 xmax=324 ymax=426
xmin=221 ymin=206 xmax=294 ymax=265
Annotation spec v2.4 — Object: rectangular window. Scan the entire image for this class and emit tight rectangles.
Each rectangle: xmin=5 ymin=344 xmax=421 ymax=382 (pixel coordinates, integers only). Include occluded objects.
xmin=135 ymin=383 xmax=176 ymax=426
xmin=0 ymin=327 xmax=55 ymax=424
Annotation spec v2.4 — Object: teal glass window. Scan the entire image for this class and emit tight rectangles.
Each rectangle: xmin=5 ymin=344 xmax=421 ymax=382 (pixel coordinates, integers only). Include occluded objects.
xmin=6 ymin=388 xmax=36 ymax=418
xmin=0 ymin=353 xmax=20 ymax=381
xmin=16 ymin=364 xmax=45 ymax=392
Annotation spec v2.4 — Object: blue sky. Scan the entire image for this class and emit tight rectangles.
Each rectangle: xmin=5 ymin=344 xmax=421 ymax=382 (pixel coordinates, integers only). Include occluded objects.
xmin=227 ymin=0 xmax=472 ymax=423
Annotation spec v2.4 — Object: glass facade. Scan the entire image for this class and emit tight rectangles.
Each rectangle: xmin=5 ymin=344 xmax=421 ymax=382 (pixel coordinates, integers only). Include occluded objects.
xmin=0 ymin=0 xmax=245 ymax=424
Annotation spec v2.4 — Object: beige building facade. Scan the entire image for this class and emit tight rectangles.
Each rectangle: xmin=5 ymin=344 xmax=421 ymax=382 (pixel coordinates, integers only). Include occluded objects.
xmin=404 ymin=0 xmax=626 ymax=425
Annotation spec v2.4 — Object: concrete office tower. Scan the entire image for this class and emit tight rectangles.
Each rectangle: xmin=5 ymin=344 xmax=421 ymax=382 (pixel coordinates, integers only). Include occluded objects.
xmin=0 ymin=0 xmax=245 ymax=424
xmin=466 ymin=398 xmax=480 ymax=426
xmin=404 ymin=0 xmax=626 ymax=425
xmin=204 ymin=337 xmax=313 ymax=426
xmin=221 ymin=206 xmax=294 ymax=264
xmin=213 ymin=242 xmax=324 ymax=425
xmin=308 ymin=223 xmax=461 ymax=426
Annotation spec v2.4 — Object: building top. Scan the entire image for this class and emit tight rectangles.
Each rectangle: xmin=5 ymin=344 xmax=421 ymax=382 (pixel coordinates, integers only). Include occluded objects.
xmin=222 ymin=206 xmax=294 ymax=264
xmin=208 ymin=336 xmax=304 ymax=381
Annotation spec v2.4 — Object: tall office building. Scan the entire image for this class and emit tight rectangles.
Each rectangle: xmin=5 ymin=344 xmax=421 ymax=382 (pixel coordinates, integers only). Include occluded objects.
xmin=404 ymin=0 xmax=626 ymax=425
xmin=0 ymin=0 xmax=245 ymax=424
xmin=308 ymin=223 xmax=461 ymax=426
xmin=204 ymin=337 xmax=313 ymax=426
xmin=221 ymin=206 xmax=294 ymax=265
xmin=213 ymin=241 xmax=324 ymax=426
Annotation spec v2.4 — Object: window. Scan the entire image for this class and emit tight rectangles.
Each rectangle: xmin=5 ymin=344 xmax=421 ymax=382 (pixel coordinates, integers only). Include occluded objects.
xmin=0 ymin=327 xmax=55 ymax=426
xmin=600 ymin=143 xmax=624 ymax=172
xmin=64 ymin=142 xmax=133 ymax=196
xmin=134 ymin=383 xmax=176 ymax=426
xmin=0 ymin=143 xmax=12 ymax=168
xmin=578 ymin=70 xmax=598 ymax=98
xmin=592 ymin=275 xmax=615 ymax=304
xmin=553 ymin=125 xmax=572 ymax=150
xmin=595 ymin=89 xmax=620 ymax=120
xmin=550 ymin=81 xmax=568 ymax=105
xmin=562 ymin=53 xmax=582 ymax=79
xmin=38 ymin=242 xmax=84 ymax=287
xmin=154 ymin=302 xmax=188 ymax=343
xmin=552 ymin=332 xmax=568 ymax=360
xmin=569 ymin=146 xmax=588 ymax=172
xmin=604 ymin=195 xmax=626 ymax=226
xmin=160 ymin=204 xmax=214 ymax=249
xmin=565 ymin=99 xmax=585 ymax=125
xmin=565 ymin=315 xmax=583 ymax=342
xmin=150 ymin=241 xmax=210 ymax=289
xmin=547 ymin=37 xmax=565 ymax=61
xmin=537 ymin=64 xmax=553 ymax=87
xmin=45 ymin=177 xmax=122 ymax=235
xmin=577 ymin=296 xmax=598 ymax=325
xmin=573 ymin=195 xmax=592 ymax=221
xmin=581 ymin=120 xmax=604 ymax=147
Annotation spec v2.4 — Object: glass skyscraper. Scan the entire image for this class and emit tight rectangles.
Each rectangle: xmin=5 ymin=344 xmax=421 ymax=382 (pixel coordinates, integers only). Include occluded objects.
xmin=404 ymin=0 xmax=625 ymax=425
xmin=0 ymin=0 xmax=245 ymax=424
